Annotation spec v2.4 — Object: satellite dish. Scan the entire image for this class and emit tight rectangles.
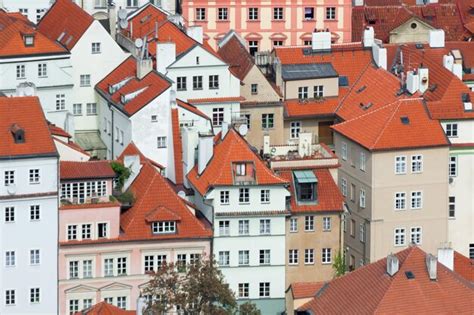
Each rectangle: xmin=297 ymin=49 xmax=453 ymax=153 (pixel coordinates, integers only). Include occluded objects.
xmin=239 ymin=124 xmax=248 ymax=136
xmin=135 ymin=38 xmax=143 ymax=49
xmin=119 ymin=19 xmax=129 ymax=29
xmin=118 ymin=9 xmax=128 ymax=20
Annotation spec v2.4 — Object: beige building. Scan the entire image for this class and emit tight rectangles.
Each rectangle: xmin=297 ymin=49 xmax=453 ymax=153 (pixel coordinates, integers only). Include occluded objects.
xmin=332 ymin=99 xmax=450 ymax=269
xmin=389 ymin=17 xmax=435 ymax=44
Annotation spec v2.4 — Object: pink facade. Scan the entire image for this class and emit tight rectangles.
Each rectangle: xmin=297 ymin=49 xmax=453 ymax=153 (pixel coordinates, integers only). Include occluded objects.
xmin=182 ymin=0 xmax=352 ymax=51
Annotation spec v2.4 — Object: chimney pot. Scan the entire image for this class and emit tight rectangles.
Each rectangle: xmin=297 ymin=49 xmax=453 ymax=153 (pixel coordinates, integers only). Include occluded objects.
xmin=198 ymin=134 xmax=214 ymax=175
xmin=426 ymin=253 xmax=438 ymax=280
xmin=387 ymin=254 xmax=399 ymax=277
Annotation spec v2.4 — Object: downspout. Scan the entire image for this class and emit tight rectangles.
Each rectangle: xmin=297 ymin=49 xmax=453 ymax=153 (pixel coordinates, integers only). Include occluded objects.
xmin=108 ymin=103 xmax=114 ymax=158
xmin=203 ymin=194 xmax=215 ymax=259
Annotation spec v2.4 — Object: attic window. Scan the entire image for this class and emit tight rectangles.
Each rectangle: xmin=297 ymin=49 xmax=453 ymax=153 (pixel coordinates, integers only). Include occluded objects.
xmin=400 ymin=116 xmax=410 ymax=125
xmin=10 ymin=124 xmax=25 ymax=143
xmin=293 ymin=170 xmax=318 ymax=203
xmin=415 ymin=43 xmax=424 ymax=49
xmin=57 ymin=32 xmax=66 ymax=42
xmin=360 ymin=102 xmax=373 ymax=110
xmin=65 ymin=35 xmax=73 ymax=46
xmin=462 ymin=93 xmax=473 ymax=111
xmin=411 ymin=22 xmax=418 ymax=29
xmin=152 ymin=221 xmax=176 ymax=234
xmin=405 ymin=271 xmax=415 ymax=279
xmin=339 ymin=76 xmax=349 ymax=87
xmin=24 ymin=35 xmax=34 ymax=46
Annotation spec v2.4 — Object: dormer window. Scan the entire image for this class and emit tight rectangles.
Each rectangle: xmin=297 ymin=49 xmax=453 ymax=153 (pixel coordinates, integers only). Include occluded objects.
xmin=293 ymin=170 xmax=318 ymax=203
xmin=10 ymin=124 xmax=25 ymax=144
xmin=152 ymin=221 xmax=176 ymax=234
xmin=233 ymin=162 xmax=256 ymax=184
xmin=236 ymin=163 xmax=246 ymax=176
xmin=24 ymin=35 xmax=34 ymax=46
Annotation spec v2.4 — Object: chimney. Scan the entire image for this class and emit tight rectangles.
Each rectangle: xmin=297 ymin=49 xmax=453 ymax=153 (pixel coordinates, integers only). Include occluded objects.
xmin=312 ymin=31 xmax=332 ymax=51
xmin=418 ymin=68 xmax=429 ymax=94
xmin=136 ymin=296 xmax=146 ymax=315
xmin=406 ymin=71 xmax=419 ymax=94
xmin=108 ymin=3 xmax=117 ymax=40
xmin=437 ymin=246 xmax=454 ymax=271
xmin=181 ymin=127 xmax=200 ymax=184
xmin=363 ymin=26 xmax=375 ymax=48
xmin=263 ymin=135 xmax=270 ymax=155
xmin=123 ymin=155 xmax=142 ymax=191
xmin=170 ymin=89 xmax=177 ymax=109
xmin=425 ymin=254 xmax=437 ymax=280
xmin=371 ymin=40 xmax=387 ymax=70
xmin=198 ymin=133 xmax=214 ymax=175
xmin=156 ymin=42 xmax=176 ymax=75
xmin=429 ymin=29 xmax=445 ymax=48
xmin=298 ymin=132 xmax=312 ymax=157
xmin=16 ymin=82 xmax=37 ymax=97
xmin=221 ymin=122 xmax=229 ymax=139
xmin=186 ymin=25 xmax=203 ymax=44
xmin=386 ymin=254 xmax=399 ymax=276
xmin=10 ymin=124 xmax=25 ymax=144
xmin=137 ymin=59 xmax=153 ymax=80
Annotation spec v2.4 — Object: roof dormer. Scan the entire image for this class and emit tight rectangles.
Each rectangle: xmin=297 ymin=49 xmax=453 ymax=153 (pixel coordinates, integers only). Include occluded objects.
xmin=10 ymin=123 xmax=25 ymax=144
xmin=22 ymin=33 xmax=35 ymax=46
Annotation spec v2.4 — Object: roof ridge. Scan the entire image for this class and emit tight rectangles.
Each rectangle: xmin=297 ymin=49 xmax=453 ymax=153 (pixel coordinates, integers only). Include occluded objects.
xmin=334 ymin=62 xmax=373 ymax=114
xmin=371 ymin=101 xmax=404 ymax=149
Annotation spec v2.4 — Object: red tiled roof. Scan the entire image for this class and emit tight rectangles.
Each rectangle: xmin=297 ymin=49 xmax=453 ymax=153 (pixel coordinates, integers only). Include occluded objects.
xmin=284 ymin=95 xmax=341 ymax=119
xmin=120 ymin=161 xmax=212 ymax=241
xmin=299 ymin=246 xmax=474 ymax=314
xmin=117 ymin=142 xmax=165 ymax=169
xmin=454 ymin=251 xmax=474 ymax=282
xmin=60 ymin=161 xmax=116 ymax=180
xmin=95 ymin=56 xmax=171 ymax=116
xmin=145 ymin=206 xmax=181 ymax=222
xmin=187 ymin=129 xmax=288 ymax=196
xmin=60 ymin=201 xmax=120 ymax=211
xmin=48 ymin=123 xmax=71 ymax=139
xmin=38 ymin=0 xmax=94 ymax=50
xmin=332 ymin=99 xmax=449 ymax=151
xmin=187 ymin=96 xmax=245 ymax=104
xmin=290 ymin=282 xmax=325 ymax=299
xmin=278 ymin=169 xmax=344 ymax=214
xmin=0 ymin=11 xmax=68 ymax=57
xmin=0 ymin=97 xmax=57 ymax=158
xmin=217 ymin=33 xmax=254 ymax=81
xmin=74 ymin=301 xmax=135 ymax=315
xmin=54 ymin=137 xmax=90 ymax=157
xmin=171 ymin=108 xmax=184 ymax=185
xmin=177 ymin=99 xmax=210 ymax=120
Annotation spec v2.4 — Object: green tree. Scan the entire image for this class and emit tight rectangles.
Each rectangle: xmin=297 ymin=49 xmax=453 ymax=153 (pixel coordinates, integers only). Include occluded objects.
xmin=332 ymin=251 xmax=346 ymax=277
xmin=110 ymin=161 xmax=131 ymax=190
xmin=237 ymin=301 xmax=261 ymax=315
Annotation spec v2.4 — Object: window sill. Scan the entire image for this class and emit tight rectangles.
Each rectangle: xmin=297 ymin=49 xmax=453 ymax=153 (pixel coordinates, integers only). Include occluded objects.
xmin=304 ymin=230 xmax=315 ymax=232
xmin=324 ymin=19 xmax=338 ymax=22
xmin=80 ymin=85 xmax=91 ymax=88
xmin=247 ymin=19 xmax=260 ymax=22
xmin=288 ymin=263 xmax=299 ymax=266
xmin=321 ymin=262 xmax=332 ymax=265
xmin=17 ymin=77 xmax=26 ymax=80
xmin=209 ymin=87 xmax=219 ymax=90
xmin=193 ymin=88 xmax=203 ymax=91
xmin=87 ymin=114 xmax=98 ymax=116
xmin=304 ymin=262 xmax=315 ymax=265
xmin=217 ymin=20 xmax=229 ymax=23
xmin=91 ymin=52 xmax=102 ymax=55
xmin=29 ymin=182 xmax=40 ymax=185
xmin=303 ymin=19 xmax=315 ymax=22
xmin=195 ymin=19 xmax=208 ymax=23
xmin=289 ymin=230 xmax=298 ymax=233
xmin=239 ymin=202 xmax=250 ymax=205
xmin=323 ymin=229 xmax=331 ymax=232
xmin=74 ymin=114 xmax=83 ymax=116
xmin=177 ymin=89 xmax=187 ymax=92
xmin=272 ymin=19 xmax=285 ymax=22
xmin=39 ymin=76 xmax=48 ymax=78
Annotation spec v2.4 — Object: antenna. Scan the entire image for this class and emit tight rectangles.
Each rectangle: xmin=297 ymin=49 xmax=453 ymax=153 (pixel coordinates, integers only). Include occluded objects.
xmin=239 ymin=124 xmax=248 ymax=136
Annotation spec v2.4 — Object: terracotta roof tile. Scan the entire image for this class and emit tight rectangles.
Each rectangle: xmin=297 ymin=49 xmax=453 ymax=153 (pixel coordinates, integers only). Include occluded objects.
xmin=290 ymin=282 xmax=325 ymax=299
xmin=60 ymin=201 xmax=120 ymax=211
xmin=117 ymin=142 xmax=164 ymax=169
xmin=38 ymin=0 xmax=94 ymax=50
xmin=217 ymin=33 xmax=254 ymax=81
xmin=454 ymin=251 xmax=474 ymax=282
xmin=145 ymin=206 xmax=181 ymax=222
xmin=187 ymin=96 xmax=245 ymax=104
xmin=74 ymin=301 xmax=135 ymax=315
xmin=171 ymin=108 xmax=184 ymax=185
xmin=60 ymin=161 xmax=116 ymax=180
xmin=48 ymin=123 xmax=71 ymax=139
xmin=0 ymin=97 xmax=57 ymax=158
xmin=54 ymin=137 xmax=90 ymax=157
xmin=177 ymin=99 xmax=210 ymax=120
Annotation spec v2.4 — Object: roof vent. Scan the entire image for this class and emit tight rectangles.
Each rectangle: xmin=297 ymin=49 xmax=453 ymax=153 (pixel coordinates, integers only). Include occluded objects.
xmin=400 ymin=116 xmax=410 ymax=125
xmin=359 ymin=102 xmax=373 ymax=110
xmin=302 ymin=47 xmax=313 ymax=56
xmin=120 ymin=86 xmax=148 ymax=104
xmin=57 ymin=31 xmax=66 ymax=42
xmin=428 ymin=84 xmax=437 ymax=92
xmin=425 ymin=254 xmax=437 ymax=280
xmin=415 ymin=43 xmax=424 ymax=49
xmin=339 ymin=76 xmax=349 ymax=86
xmin=108 ymin=77 xmax=133 ymax=94
xmin=405 ymin=271 xmax=415 ymax=279
xmin=10 ymin=124 xmax=25 ymax=144
xmin=356 ymin=85 xmax=367 ymax=94
xmin=387 ymin=254 xmax=399 ymax=276
xmin=462 ymin=93 xmax=472 ymax=111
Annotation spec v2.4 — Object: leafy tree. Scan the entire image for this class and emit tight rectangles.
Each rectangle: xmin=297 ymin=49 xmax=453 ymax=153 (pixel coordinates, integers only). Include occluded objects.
xmin=237 ymin=301 xmax=261 ymax=315
xmin=332 ymin=251 xmax=346 ymax=277
xmin=110 ymin=161 xmax=131 ymax=190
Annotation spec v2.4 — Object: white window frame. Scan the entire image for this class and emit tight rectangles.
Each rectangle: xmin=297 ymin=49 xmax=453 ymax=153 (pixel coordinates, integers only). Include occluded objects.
xmin=322 ymin=217 xmax=331 ymax=231
xmin=288 ymin=249 xmax=299 ymax=265
xmin=290 ymin=121 xmax=301 ymax=139
xmin=395 ymin=156 xmax=407 ymax=174
xmin=298 ymin=86 xmax=309 ymax=99
xmin=394 ymin=192 xmax=406 ymax=210
xmin=218 ymin=7 xmax=228 ymax=20
xmin=289 ymin=217 xmax=298 ymax=232
xmin=341 ymin=142 xmax=347 ymax=161
xmin=359 ymin=189 xmax=366 ymax=208
xmin=259 ymin=219 xmax=271 ymax=235
xmin=218 ymin=220 xmax=230 ymax=236
xmin=446 ymin=123 xmax=458 ymax=137
xmin=273 ymin=7 xmax=284 ymax=20
xmin=248 ymin=7 xmax=259 ymax=20
xmin=410 ymin=226 xmax=422 ymax=245
xmin=360 ymin=151 xmax=366 ymax=171
xmin=38 ymin=63 xmax=47 ymax=77
xmin=322 ymin=248 xmax=332 ymax=264
xmin=80 ymin=74 xmax=91 ymax=87
xmin=411 ymin=155 xmax=423 ymax=173
xmin=394 ymin=228 xmax=406 ymax=246
xmin=91 ymin=42 xmax=101 ymax=54
xmin=410 ymin=191 xmax=423 ymax=209
xmin=304 ymin=215 xmax=314 ymax=231
xmin=238 ymin=220 xmax=249 ymax=235
xmin=341 ymin=178 xmax=347 ymax=196
xmin=304 ymin=249 xmax=314 ymax=264
xmin=157 ymin=136 xmax=167 ymax=148
xmin=196 ymin=8 xmax=206 ymax=20
xmin=260 ymin=189 xmax=270 ymax=203
xmin=238 ymin=250 xmax=250 ymax=266
xmin=449 ymin=156 xmax=457 ymax=177
xmin=239 ymin=188 xmax=250 ymax=204
xmin=220 ymin=190 xmax=230 ymax=205
xmin=313 ymin=85 xmax=324 ymax=98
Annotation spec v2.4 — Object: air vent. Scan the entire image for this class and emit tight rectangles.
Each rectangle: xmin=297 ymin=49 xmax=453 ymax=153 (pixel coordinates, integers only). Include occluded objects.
xmin=302 ymin=48 xmax=313 ymax=56
xmin=339 ymin=76 xmax=349 ymax=87
xmin=356 ymin=85 xmax=367 ymax=93
xmin=415 ymin=43 xmax=424 ymax=49
xmin=401 ymin=116 xmax=410 ymax=125
xmin=405 ymin=271 xmax=415 ymax=279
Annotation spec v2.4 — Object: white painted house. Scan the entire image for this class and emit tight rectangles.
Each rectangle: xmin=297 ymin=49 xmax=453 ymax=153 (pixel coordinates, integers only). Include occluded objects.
xmin=187 ymin=128 xmax=290 ymax=314
xmin=0 ymin=97 xmax=59 ymax=314
xmin=74 ymin=0 xmax=179 ymax=19
xmin=0 ymin=0 xmax=50 ymax=23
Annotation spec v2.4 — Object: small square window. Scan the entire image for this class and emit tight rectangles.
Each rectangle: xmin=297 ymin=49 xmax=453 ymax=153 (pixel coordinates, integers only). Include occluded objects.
xmin=251 ymin=84 xmax=258 ymax=95
xmin=80 ymin=74 xmax=91 ymax=87
xmin=92 ymin=42 xmax=101 ymax=54
xmin=157 ymin=136 xmax=167 ymax=148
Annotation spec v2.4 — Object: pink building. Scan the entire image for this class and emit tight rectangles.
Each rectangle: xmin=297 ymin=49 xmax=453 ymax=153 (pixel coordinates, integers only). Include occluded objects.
xmin=181 ymin=0 xmax=352 ymax=52
xmin=58 ymin=155 xmax=212 ymax=314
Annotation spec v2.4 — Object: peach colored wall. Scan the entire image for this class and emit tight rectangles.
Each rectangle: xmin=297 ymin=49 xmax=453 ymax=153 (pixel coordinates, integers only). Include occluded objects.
xmin=183 ymin=0 xmax=352 ymax=50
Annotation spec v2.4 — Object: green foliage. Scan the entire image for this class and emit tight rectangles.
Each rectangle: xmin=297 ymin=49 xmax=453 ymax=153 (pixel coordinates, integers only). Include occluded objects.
xmin=237 ymin=302 xmax=261 ymax=315
xmin=110 ymin=161 xmax=131 ymax=190
xmin=115 ymin=190 xmax=135 ymax=205
xmin=332 ymin=251 xmax=346 ymax=278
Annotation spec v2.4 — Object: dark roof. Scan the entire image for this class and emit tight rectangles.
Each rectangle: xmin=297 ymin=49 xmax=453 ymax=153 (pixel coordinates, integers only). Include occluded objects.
xmin=281 ymin=63 xmax=338 ymax=81
xmin=217 ymin=31 xmax=254 ymax=81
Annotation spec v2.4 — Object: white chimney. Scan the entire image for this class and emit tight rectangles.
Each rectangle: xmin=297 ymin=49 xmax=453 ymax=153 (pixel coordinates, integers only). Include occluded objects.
xmin=181 ymin=127 xmax=200 ymax=183
xmin=426 ymin=254 xmax=437 ymax=280
xmin=387 ymin=254 xmax=399 ymax=277
xmin=16 ymin=82 xmax=37 ymax=96
xmin=406 ymin=71 xmax=420 ymax=94
xmin=452 ymin=63 xmax=463 ymax=80
xmin=186 ymin=25 xmax=203 ymax=44
xmin=170 ymin=89 xmax=177 ymax=109
xmin=372 ymin=40 xmax=387 ymax=70
xmin=137 ymin=59 xmax=153 ymax=80
xmin=263 ymin=135 xmax=270 ymax=155
xmin=429 ymin=29 xmax=445 ymax=48
xmin=156 ymin=42 xmax=176 ymax=75
xmin=136 ymin=296 xmax=146 ymax=315
xmin=221 ymin=122 xmax=229 ymax=139
xmin=123 ymin=155 xmax=142 ymax=191
xmin=108 ymin=3 xmax=117 ymax=40
xmin=418 ymin=68 xmax=429 ymax=94
xmin=312 ymin=31 xmax=332 ymax=51
xmin=198 ymin=134 xmax=214 ymax=175
xmin=298 ymin=132 xmax=312 ymax=157
xmin=443 ymin=54 xmax=454 ymax=71
xmin=363 ymin=26 xmax=375 ymax=48
xmin=437 ymin=246 xmax=454 ymax=271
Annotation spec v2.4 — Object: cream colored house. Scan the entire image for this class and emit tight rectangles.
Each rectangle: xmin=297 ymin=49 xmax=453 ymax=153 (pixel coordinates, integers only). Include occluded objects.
xmin=389 ymin=17 xmax=435 ymax=44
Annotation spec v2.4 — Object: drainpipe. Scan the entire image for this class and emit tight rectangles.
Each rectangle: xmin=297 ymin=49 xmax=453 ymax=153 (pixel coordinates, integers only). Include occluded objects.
xmin=203 ymin=194 xmax=215 ymax=259
xmin=108 ymin=103 xmax=114 ymax=159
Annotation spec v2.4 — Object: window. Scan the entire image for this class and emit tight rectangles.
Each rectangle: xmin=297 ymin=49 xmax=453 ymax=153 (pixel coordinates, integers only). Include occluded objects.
xmin=177 ymin=254 xmax=187 ymax=272
xmin=80 ymin=74 xmax=91 ymax=87
xmin=28 ymin=169 xmax=40 ymax=184
xmin=86 ymin=103 xmax=97 ymax=115
xmin=177 ymin=77 xmax=186 ymax=91
xmin=157 ymin=136 xmax=167 ymax=148
xmin=410 ymin=191 xmax=422 ymax=209
xmin=218 ymin=251 xmax=229 ymax=266
xmin=83 ymin=299 xmax=92 ymax=309
xmin=69 ymin=261 xmax=79 ymax=279
xmin=262 ymin=113 xmax=274 ymax=129
xmin=260 ymin=219 xmax=271 ymax=234
xmin=303 ymin=40 xmax=312 ymax=46
xmin=73 ymin=103 xmax=82 ymax=116
xmin=411 ymin=155 xmax=423 ymax=173
xmin=359 ymin=189 xmax=366 ymax=208
xmin=304 ymin=7 xmax=314 ymax=20
xmin=30 ymin=249 xmax=40 ymax=265
xmin=239 ymin=220 xmax=249 ymax=235
xmin=98 ymin=223 xmax=108 ymax=238
xmin=212 ymin=107 xmax=224 ymax=126
xmin=6 ymin=290 xmax=15 ymax=306
xmin=395 ymin=192 xmax=406 ymax=210
xmin=350 ymin=184 xmax=356 ymax=201
xmin=38 ymin=63 xmax=47 ymax=77
xmin=218 ymin=8 xmax=228 ymax=20
xmin=30 ymin=205 xmax=40 ymax=221
xmin=260 ymin=189 xmax=270 ymax=203
xmin=239 ymin=188 xmax=250 ymax=204
xmin=219 ymin=220 xmax=230 ymax=236
xmin=350 ymin=219 xmax=356 ymax=237
xmin=469 ymin=244 xmax=474 ymax=259
xmin=273 ymin=40 xmax=284 ymax=47
xmin=298 ymin=86 xmax=308 ymax=99
xmin=273 ymin=7 xmax=284 ymax=20
xmin=67 ymin=225 xmax=77 ymax=240
xmin=117 ymin=257 xmax=127 ymax=275
xmin=103 ymin=258 xmax=114 ymax=277
xmin=236 ymin=163 xmax=246 ymax=176
xmin=30 ymin=288 xmax=40 ymax=304
xmin=5 ymin=207 xmax=14 ymax=223
xmin=410 ymin=227 xmax=422 ymax=245
xmin=259 ymin=282 xmax=270 ymax=297
xmin=449 ymin=196 xmax=456 ymax=218
xmin=314 ymin=85 xmax=324 ymax=98
xmin=326 ymin=7 xmax=337 ymax=20
xmin=248 ymin=40 xmax=258 ymax=56
xmin=83 ymin=260 xmax=92 ymax=278
xmin=322 ymin=248 xmax=332 ymax=263
xmin=127 ymin=0 xmax=138 ymax=6
xmin=152 ymin=221 xmax=176 ymax=234
xmin=117 ymin=296 xmax=127 ymax=310
xmin=395 ymin=156 xmax=407 ymax=174
xmin=360 ymin=152 xmax=366 ymax=171
xmin=341 ymin=178 xmax=347 ymax=196
xmin=297 ymin=249 xmax=312 ymax=266
xmin=289 ymin=249 xmax=299 ymax=264
xmin=359 ymin=223 xmax=365 ymax=243
xmin=304 ymin=215 xmax=314 ymax=231
xmin=91 ymin=42 xmax=101 ymax=54
xmin=196 ymin=8 xmax=206 ymax=20
xmin=220 ymin=191 xmax=230 ymax=205
xmin=248 ymin=8 xmax=259 ymax=20
xmin=16 ymin=65 xmax=25 ymax=79
xmin=5 ymin=251 xmax=15 ymax=266
xmin=192 ymin=75 xmax=203 ymax=90
xmin=238 ymin=250 xmax=249 ymax=265
xmin=19 ymin=8 xmax=28 ymax=16
xmin=341 ymin=142 xmax=347 ymax=160
xmin=323 ymin=217 xmax=331 ymax=231
xmin=104 ymin=297 xmax=113 ymax=304
xmin=209 ymin=75 xmax=219 ymax=89
xmin=68 ymin=299 xmax=79 ymax=314
xmin=244 ymin=114 xmax=251 ymax=129
xmin=238 ymin=283 xmax=249 ymax=298
xmin=56 ymin=94 xmax=66 ymax=110
xmin=290 ymin=121 xmax=301 ymax=139
xmin=446 ymin=123 xmax=458 ymax=137
xmin=144 ymin=255 xmax=154 ymax=272
xmin=394 ymin=228 xmax=406 ymax=246
xmin=259 ymin=249 xmax=270 ymax=265
xmin=251 ymin=83 xmax=258 ymax=95
xmin=36 ymin=8 xmax=45 ymax=23
xmin=449 ymin=156 xmax=457 ymax=177
xmin=290 ymin=217 xmax=298 ymax=232
xmin=82 ymin=224 xmax=92 ymax=239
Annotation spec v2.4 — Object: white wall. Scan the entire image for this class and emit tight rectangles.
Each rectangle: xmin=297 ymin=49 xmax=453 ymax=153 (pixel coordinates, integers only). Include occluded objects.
xmin=1 ymin=0 xmax=50 ymax=23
